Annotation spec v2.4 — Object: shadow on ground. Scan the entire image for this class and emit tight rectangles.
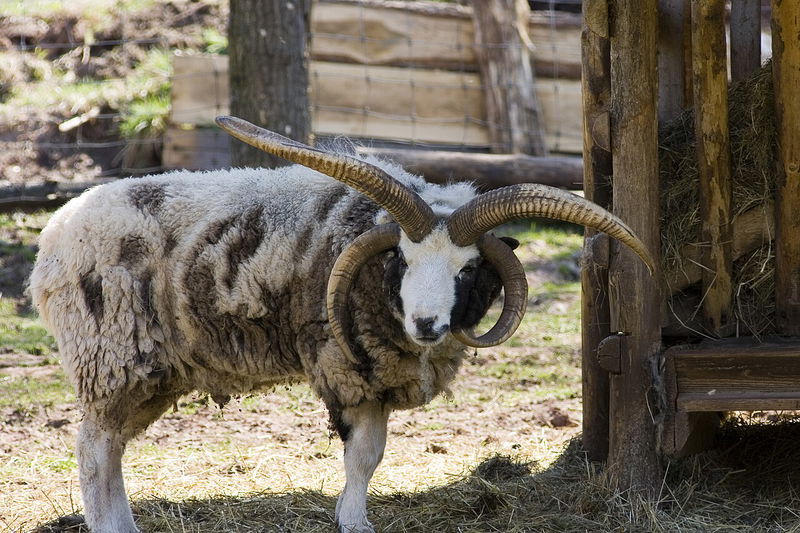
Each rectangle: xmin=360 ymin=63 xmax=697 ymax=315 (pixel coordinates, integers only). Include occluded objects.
xmin=32 ymin=421 xmax=800 ymax=532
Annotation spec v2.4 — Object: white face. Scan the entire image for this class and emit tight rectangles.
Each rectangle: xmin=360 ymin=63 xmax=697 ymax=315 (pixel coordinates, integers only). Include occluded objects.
xmin=397 ymin=228 xmax=480 ymax=345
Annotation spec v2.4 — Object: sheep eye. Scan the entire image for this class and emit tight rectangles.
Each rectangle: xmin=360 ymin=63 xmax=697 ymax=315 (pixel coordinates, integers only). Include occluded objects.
xmin=459 ymin=264 xmax=475 ymax=275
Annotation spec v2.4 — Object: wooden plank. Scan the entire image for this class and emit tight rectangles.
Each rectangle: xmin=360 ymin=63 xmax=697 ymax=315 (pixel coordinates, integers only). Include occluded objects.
xmin=167 ymin=55 xmax=583 ymax=152
xmin=730 ymin=0 xmax=761 ymax=83
xmin=170 ymin=53 xmax=229 ymax=125
xmin=670 ymin=339 xmax=800 ymax=411
xmin=312 ymin=0 xmax=582 ymax=78
xmin=607 ymin=0 xmax=662 ymax=491
xmin=771 ymin=1 xmax=800 ymax=335
xmin=691 ymin=0 xmax=733 ymax=335
xmin=162 ymin=127 xmax=231 ymax=169
xmin=580 ymin=0 xmax=612 ymax=463
xmin=472 ymin=0 xmax=546 ymax=155
xmin=358 ymin=148 xmax=582 ymax=190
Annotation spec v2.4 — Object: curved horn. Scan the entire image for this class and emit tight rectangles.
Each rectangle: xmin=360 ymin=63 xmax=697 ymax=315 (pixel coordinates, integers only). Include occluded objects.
xmin=216 ymin=116 xmax=436 ymax=242
xmin=452 ymin=234 xmax=528 ymax=348
xmin=447 ymin=184 xmax=656 ymax=273
xmin=327 ymin=224 xmax=402 ymax=363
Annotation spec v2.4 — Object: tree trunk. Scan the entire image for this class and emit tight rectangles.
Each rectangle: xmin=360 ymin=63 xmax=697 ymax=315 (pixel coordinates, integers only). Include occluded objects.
xmin=228 ymin=0 xmax=312 ymax=168
xmin=472 ymin=0 xmax=547 ymax=155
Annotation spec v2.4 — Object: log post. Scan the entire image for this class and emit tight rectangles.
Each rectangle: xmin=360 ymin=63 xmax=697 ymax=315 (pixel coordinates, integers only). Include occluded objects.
xmin=472 ymin=0 xmax=547 ymax=155
xmin=771 ymin=0 xmax=800 ymax=335
xmin=580 ymin=0 xmax=612 ymax=463
xmin=607 ymin=0 xmax=662 ymax=492
xmin=730 ymin=0 xmax=762 ymax=83
xmin=691 ymin=0 xmax=734 ymax=336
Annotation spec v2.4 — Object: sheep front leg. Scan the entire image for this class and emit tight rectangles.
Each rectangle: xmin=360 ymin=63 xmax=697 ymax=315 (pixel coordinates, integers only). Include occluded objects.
xmin=335 ymin=402 xmax=390 ymax=533
xmin=77 ymin=419 xmax=138 ymax=533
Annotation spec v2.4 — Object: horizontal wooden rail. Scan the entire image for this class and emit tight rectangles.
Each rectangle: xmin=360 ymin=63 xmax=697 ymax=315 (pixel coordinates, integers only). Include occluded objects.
xmin=666 ymin=338 xmax=800 ymax=412
xmin=0 ymin=179 xmax=115 ymax=212
xmin=358 ymin=148 xmax=583 ymax=190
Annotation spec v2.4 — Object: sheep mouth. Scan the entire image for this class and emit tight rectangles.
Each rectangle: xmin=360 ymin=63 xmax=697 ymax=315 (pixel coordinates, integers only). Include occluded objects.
xmin=411 ymin=328 xmax=449 ymax=346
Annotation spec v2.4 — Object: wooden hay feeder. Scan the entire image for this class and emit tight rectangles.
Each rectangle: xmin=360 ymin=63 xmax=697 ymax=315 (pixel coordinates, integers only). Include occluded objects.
xmin=580 ymin=0 xmax=799 ymax=490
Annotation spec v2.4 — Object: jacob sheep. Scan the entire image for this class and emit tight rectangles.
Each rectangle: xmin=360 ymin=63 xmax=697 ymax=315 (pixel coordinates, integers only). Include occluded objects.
xmin=29 ymin=116 xmax=654 ymax=533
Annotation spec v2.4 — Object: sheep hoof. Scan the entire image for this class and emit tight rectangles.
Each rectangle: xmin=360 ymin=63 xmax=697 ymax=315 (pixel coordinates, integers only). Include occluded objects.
xmin=338 ymin=522 xmax=375 ymax=533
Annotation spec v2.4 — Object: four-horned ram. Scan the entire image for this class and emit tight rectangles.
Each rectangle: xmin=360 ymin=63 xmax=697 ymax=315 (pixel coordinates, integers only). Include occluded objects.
xmin=29 ymin=116 xmax=654 ymax=533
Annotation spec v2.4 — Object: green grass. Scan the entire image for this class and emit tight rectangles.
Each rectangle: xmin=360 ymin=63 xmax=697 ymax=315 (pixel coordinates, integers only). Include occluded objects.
xmin=0 ymin=368 xmax=73 ymax=410
xmin=0 ymin=299 xmax=56 ymax=356
xmin=0 ymin=0 xmax=155 ymax=21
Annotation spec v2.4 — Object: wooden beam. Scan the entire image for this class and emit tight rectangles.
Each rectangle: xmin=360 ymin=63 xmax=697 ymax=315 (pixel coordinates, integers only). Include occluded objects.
xmin=579 ymin=0 xmax=612 ymax=463
xmin=668 ymin=339 xmax=800 ymax=411
xmin=608 ymin=0 xmax=662 ymax=492
xmin=0 ymin=179 xmax=116 ymax=212
xmin=771 ymin=0 xmax=800 ymax=335
xmin=472 ymin=0 xmax=547 ymax=155
xmin=730 ymin=0 xmax=761 ymax=83
xmin=357 ymin=148 xmax=583 ymax=190
xmin=691 ymin=0 xmax=734 ymax=336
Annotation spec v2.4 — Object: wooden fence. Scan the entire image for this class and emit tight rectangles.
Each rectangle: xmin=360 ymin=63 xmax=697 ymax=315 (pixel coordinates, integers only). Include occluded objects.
xmin=163 ymin=0 xmax=583 ymax=171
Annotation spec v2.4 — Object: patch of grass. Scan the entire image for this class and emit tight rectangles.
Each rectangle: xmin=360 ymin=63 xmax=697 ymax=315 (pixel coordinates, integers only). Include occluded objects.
xmin=0 ymin=0 xmax=155 ymax=21
xmin=0 ymin=298 xmax=56 ymax=356
xmin=0 ymin=368 xmax=73 ymax=410
xmin=0 ymin=47 xmax=172 ymax=122
xmin=203 ymin=27 xmax=228 ymax=54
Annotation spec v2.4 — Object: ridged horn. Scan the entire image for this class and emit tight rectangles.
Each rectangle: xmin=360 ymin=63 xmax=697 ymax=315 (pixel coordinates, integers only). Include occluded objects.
xmin=452 ymin=234 xmax=528 ymax=348
xmin=216 ymin=115 xmax=437 ymax=242
xmin=327 ymin=224 xmax=402 ymax=363
xmin=447 ymin=183 xmax=656 ymax=273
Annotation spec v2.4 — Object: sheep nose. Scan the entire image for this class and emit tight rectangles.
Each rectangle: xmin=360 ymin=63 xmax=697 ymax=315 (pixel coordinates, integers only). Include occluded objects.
xmin=414 ymin=316 xmax=438 ymax=337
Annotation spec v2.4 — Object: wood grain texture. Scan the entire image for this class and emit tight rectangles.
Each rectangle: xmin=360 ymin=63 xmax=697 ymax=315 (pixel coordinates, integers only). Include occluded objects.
xmin=472 ymin=0 xmax=547 ymax=155
xmin=166 ymin=56 xmax=584 ymax=153
xmin=670 ymin=339 xmax=800 ymax=411
xmin=771 ymin=0 xmax=800 ymax=335
xmin=607 ymin=0 xmax=662 ymax=492
xmin=228 ymin=0 xmax=312 ymax=167
xmin=691 ymin=0 xmax=733 ymax=335
xmin=580 ymin=0 xmax=612 ymax=463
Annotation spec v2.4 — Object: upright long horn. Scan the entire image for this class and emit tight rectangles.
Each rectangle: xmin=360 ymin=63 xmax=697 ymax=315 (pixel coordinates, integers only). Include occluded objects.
xmin=447 ymin=183 xmax=655 ymax=273
xmin=216 ymin=116 xmax=437 ymax=242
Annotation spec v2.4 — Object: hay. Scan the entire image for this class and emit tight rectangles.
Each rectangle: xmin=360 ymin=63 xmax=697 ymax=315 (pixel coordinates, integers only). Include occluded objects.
xmin=659 ymin=63 xmax=777 ymax=337
xmin=32 ymin=426 xmax=800 ymax=532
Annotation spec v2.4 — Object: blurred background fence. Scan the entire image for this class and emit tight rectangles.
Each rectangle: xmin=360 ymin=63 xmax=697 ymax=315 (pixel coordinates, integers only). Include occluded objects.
xmin=0 ymin=0 xmax=775 ymax=207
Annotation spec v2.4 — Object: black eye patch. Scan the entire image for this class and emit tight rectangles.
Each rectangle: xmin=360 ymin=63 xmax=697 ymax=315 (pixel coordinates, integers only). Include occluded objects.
xmin=451 ymin=258 xmax=503 ymax=331
xmin=383 ymin=249 xmax=406 ymax=315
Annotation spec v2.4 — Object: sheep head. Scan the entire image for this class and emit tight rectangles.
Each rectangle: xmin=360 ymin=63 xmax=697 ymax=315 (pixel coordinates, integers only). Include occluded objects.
xmin=216 ymin=116 xmax=655 ymax=361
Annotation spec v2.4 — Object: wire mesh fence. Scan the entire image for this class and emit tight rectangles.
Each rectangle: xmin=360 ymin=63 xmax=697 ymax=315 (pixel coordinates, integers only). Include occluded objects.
xmin=0 ymin=0 xmax=776 ymax=189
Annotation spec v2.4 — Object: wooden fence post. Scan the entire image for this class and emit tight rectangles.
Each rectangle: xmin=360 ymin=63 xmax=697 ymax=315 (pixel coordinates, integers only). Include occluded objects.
xmin=580 ymin=0 xmax=612 ymax=463
xmin=607 ymin=0 xmax=662 ymax=492
xmin=771 ymin=0 xmax=800 ymax=335
xmin=691 ymin=0 xmax=733 ymax=336
xmin=472 ymin=0 xmax=547 ymax=155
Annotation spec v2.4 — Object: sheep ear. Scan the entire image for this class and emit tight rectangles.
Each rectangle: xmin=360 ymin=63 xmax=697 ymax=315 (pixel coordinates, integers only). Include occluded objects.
xmin=498 ymin=236 xmax=520 ymax=250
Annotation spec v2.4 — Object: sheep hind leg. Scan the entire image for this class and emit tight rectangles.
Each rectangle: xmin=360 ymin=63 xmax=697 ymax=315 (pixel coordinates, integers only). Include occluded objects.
xmin=335 ymin=402 xmax=390 ymax=533
xmin=77 ymin=391 xmax=181 ymax=533
xmin=76 ymin=418 xmax=138 ymax=533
